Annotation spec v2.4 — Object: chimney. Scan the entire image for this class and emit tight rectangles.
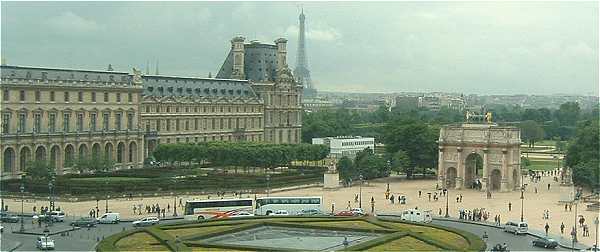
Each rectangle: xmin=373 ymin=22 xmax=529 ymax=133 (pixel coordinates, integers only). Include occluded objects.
xmin=274 ymin=38 xmax=288 ymax=70
xmin=231 ymin=36 xmax=246 ymax=79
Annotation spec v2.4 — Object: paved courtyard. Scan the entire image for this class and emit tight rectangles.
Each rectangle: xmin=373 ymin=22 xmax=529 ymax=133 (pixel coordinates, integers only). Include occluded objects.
xmin=2 ymin=174 xmax=598 ymax=247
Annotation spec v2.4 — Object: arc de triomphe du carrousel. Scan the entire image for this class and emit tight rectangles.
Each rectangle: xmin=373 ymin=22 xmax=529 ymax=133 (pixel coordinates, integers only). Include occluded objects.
xmin=438 ymin=114 xmax=521 ymax=192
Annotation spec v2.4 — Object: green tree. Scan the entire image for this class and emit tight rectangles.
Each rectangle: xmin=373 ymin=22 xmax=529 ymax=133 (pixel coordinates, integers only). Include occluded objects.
xmin=565 ymin=119 xmax=599 ymax=189
xmin=383 ymin=120 xmax=438 ymax=178
xmin=555 ymin=102 xmax=580 ymax=126
xmin=391 ymin=150 xmax=411 ymax=175
xmin=519 ymin=120 xmax=545 ymax=147
xmin=337 ymin=156 xmax=354 ymax=185
xmin=25 ymin=160 xmax=53 ymax=181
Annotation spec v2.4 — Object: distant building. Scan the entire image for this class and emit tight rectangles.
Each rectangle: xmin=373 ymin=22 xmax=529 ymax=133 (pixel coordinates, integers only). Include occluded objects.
xmin=395 ymin=96 xmax=419 ymax=111
xmin=312 ymin=136 xmax=375 ymax=159
xmin=302 ymin=98 xmax=334 ymax=112
xmin=418 ymin=96 xmax=441 ymax=111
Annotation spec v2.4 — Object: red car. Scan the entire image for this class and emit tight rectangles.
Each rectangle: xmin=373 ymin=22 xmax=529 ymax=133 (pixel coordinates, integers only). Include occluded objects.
xmin=334 ymin=210 xmax=357 ymax=217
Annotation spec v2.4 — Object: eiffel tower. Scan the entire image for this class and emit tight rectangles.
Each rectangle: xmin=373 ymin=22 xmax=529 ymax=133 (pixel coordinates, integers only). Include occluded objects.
xmin=294 ymin=8 xmax=317 ymax=97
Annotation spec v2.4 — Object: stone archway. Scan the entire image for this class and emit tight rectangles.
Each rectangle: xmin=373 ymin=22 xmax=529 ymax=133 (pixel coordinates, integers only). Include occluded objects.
xmin=3 ymin=148 xmax=15 ymax=173
xmin=465 ymin=153 xmax=483 ymax=189
xmin=128 ymin=141 xmax=137 ymax=164
xmin=490 ymin=169 xmax=502 ymax=191
xmin=92 ymin=143 xmax=101 ymax=160
xmin=446 ymin=167 xmax=457 ymax=188
xmin=105 ymin=142 xmax=114 ymax=161
xmin=64 ymin=144 xmax=75 ymax=167
xmin=19 ymin=147 xmax=31 ymax=171
xmin=78 ymin=144 xmax=88 ymax=160
xmin=117 ymin=142 xmax=125 ymax=163
xmin=35 ymin=146 xmax=47 ymax=161
xmin=50 ymin=146 xmax=60 ymax=169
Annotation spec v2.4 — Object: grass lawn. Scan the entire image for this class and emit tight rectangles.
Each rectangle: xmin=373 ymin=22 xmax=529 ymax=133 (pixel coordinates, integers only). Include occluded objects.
xmin=367 ymin=236 xmax=442 ymax=251
xmin=69 ymin=177 xmax=151 ymax=182
xmin=299 ymin=220 xmax=385 ymax=230
xmin=164 ymin=225 xmax=235 ymax=238
xmin=114 ymin=231 xmax=168 ymax=251
xmin=386 ymin=223 xmax=468 ymax=250
xmin=526 ymin=159 xmax=560 ymax=171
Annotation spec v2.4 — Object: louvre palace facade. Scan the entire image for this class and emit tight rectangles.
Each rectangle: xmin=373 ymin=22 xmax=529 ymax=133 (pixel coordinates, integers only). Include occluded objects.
xmin=0 ymin=36 xmax=302 ymax=178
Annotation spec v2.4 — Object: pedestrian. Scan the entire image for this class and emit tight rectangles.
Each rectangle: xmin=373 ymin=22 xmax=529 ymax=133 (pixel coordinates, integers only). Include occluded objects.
xmin=569 ymin=204 xmax=572 ymax=212
xmin=428 ymin=193 xmax=432 ymax=201
xmin=33 ymin=206 xmax=37 ymax=213
xmin=418 ymin=190 xmax=422 ymax=198
xmin=133 ymin=205 xmax=137 ymax=215
xmin=385 ymin=191 xmax=389 ymax=200
xmin=498 ymin=215 xmax=501 ymax=226
xmin=390 ymin=195 xmax=395 ymax=204
xmin=579 ymin=216 xmax=585 ymax=227
xmin=565 ymin=204 xmax=568 ymax=212
xmin=347 ymin=201 xmax=351 ymax=210
xmin=508 ymin=202 xmax=512 ymax=211
xmin=535 ymin=187 xmax=538 ymax=193
xmin=544 ymin=223 xmax=550 ymax=236
xmin=355 ymin=194 xmax=359 ymax=203
xmin=547 ymin=183 xmax=550 ymax=190
xmin=179 ymin=198 xmax=183 ymax=207
xmin=167 ymin=204 xmax=170 ymax=213
xmin=370 ymin=197 xmax=375 ymax=214
xmin=482 ymin=231 xmax=488 ymax=241
xmin=459 ymin=194 xmax=463 ymax=202
xmin=560 ymin=222 xmax=565 ymax=234
xmin=456 ymin=195 xmax=460 ymax=203
xmin=331 ymin=202 xmax=335 ymax=214
xmin=162 ymin=208 xmax=166 ymax=218
xmin=439 ymin=208 xmax=442 ymax=216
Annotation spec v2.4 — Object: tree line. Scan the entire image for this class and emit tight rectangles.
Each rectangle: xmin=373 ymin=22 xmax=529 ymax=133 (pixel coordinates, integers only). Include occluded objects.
xmin=152 ymin=142 xmax=330 ymax=172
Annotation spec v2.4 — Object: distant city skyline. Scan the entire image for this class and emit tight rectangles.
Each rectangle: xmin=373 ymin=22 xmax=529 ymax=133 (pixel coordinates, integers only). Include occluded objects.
xmin=1 ymin=1 xmax=598 ymax=95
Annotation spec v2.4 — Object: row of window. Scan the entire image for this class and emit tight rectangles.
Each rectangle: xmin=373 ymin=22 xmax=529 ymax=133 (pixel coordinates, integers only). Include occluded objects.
xmin=266 ymin=128 xmax=300 ymax=144
xmin=143 ymin=104 xmax=262 ymax=114
xmin=341 ymin=141 xmax=374 ymax=147
xmin=1 ymin=111 xmax=135 ymax=134
xmin=2 ymin=89 xmax=135 ymax=103
xmin=146 ymin=86 xmax=251 ymax=96
xmin=158 ymin=134 xmax=263 ymax=145
xmin=147 ymin=117 xmax=262 ymax=132
xmin=6 ymin=70 xmax=128 ymax=82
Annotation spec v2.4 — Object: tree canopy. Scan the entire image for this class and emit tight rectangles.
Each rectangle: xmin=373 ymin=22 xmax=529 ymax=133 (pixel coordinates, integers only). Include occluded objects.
xmin=565 ymin=119 xmax=599 ymax=189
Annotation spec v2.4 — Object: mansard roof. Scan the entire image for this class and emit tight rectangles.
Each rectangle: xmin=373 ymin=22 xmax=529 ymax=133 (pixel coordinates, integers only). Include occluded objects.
xmin=0 ymin=65 xmax=132 ymax=85
xmin=142 ymin=75 xmax=258 ymax=99
xmin=216 ymin=41 xmax=278 ymax=82
xmin=142 ymin=94 xmax=262 ymax=105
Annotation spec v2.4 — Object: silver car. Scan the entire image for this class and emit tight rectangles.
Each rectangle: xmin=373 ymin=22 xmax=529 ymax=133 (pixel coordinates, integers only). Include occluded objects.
xmin=36 ymin=236 xmax=55 ymax=250
xmin=132 ymin=217 xmax=160 ymax=227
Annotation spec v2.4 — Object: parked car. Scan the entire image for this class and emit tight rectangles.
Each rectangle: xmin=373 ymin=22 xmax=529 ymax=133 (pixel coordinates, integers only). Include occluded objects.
xmin=230 ymin=211 xmax=254 ymax=218
xmin=582 ymin=245 xmax=600 ymax=251
xmin=491 ymin=243 xmax=509 ymax=251
xmin=1 ymin=225 xmax=4 ymax=233
xmin=400 ymin=208 xmax=433 ymax=223
xmin=503 ymin=221 xmax=528 ymax=235
xmin=97 ymin=213 xmax=120 ymax=224
xmin=48 ymin=211 xmax=65 ymax=222
xmin=70 ymin=217 xmax=97 ymax=227
xmin=132 ymin=217 xmax=160 ymax=227
xmin=297 ymin=209 xmax=323 ymax=216
xmin=532 ymin=237 xmax=558 ymax=249
xmin=350 ymin=208 xmax=366 ymax=216
xmin=334 ymin=210 xmax=357 ymax=217
xmin=36 ymin=236 xmax=55 ymax=250
xmin=269 ymin=210 xmax=289 ymax=216
xmin=0 ymin=212 xmax=20 ymax=223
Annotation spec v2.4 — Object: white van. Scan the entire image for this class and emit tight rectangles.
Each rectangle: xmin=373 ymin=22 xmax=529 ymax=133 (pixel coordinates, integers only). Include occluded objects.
xmin=49 ymin=211 xmax=65 ymax=222
xmin=400 ymin=209 xmax=432 ymax=223
xmin=504 ymin=221 xmax=528 ymax=235
xmin=97 ymin=213 xmax=120 ymax=224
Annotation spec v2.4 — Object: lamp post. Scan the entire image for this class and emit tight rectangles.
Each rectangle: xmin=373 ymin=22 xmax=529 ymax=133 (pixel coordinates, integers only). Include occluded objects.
xmin=173 ymin=178 xmax=178 ymax=217
xmin=47 ymin=178 xmax=54 ymax=228
xmin=573 ymin=200 xmax=578 ymax=243
xmin=359 ymin=174 xmax=364 ymax=209
xmin=520 ymin=186 xmax=525 ymax=222
xmin=445 ymin=187 xmax=450 ymax=218
xmin=19 ymin=176 xmax=25 ymax=232
xmin=105 ymin=180 xmax=109 ymax=213
xmin=594 ymin=217 xmax=599 ymax=250
xmin=266 ymin=174 xmax=271 ymax=197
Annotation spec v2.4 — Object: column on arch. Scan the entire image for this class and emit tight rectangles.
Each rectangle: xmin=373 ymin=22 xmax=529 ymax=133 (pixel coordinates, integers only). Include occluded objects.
xmin=500 ymin=149 xmax=509 ymax=192
xmin=437 ymin=147 xmax=445 ymax=187
xmin=455 ymin=147 xmax=464 ymax=189
xmin=482 ymin=148 xmax=489 ymax=191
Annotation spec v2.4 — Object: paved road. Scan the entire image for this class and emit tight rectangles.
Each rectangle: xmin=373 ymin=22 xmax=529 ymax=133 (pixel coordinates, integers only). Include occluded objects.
xmin=432 ymin=219 xmax=570 ymax=251
xmin=1 ymin=216 xmax=180 ymax=251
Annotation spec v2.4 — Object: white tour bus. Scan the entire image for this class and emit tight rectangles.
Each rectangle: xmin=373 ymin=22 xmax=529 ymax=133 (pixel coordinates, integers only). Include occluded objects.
xmin=184 ymin=198 xmax=253 ymax=221
xmin=255 ymin=196 xmax=322 ymax=216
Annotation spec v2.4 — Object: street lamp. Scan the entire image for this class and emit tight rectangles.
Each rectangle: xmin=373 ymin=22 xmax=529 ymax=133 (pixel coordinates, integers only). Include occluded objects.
xmin=105 ymin=180 xmax=109 ymax=213
xmin=19 ymin=175 xmax=25 ymax=232
xmin=359 ymin=174 xmax=364 ymax=209
xmin=445 ymin=187 xmax=450 ymax=218
xmin=47 ymin=179 xmax=55 ymax=228
xmin=594 ymin=217 xmax=599 ymax=251
xmin=173 ymin=178 xmax=178 ymax=217
xmin=266 ymin=174 xmax=271 ymax=197
xmin=573 ymin=200 xmax=578 ymax=243
xmin=520 ymin=186 xmax=525 ymax=222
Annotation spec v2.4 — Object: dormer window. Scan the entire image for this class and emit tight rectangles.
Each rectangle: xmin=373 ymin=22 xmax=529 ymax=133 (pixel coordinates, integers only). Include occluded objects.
xmin=147 ymin=87 xmax=154 ymax=92
xmin=70 ymin=73 xmax=75 ymax=79
xmin=204 ymin=88 xmax=210 ymax=94
xmin=84 ymin=74 xmax=88 ymax=80
xmin=177 ymin=87 xmax=183 ymax=94
xmin=228 ymin=90 xmax=234 ymax=95
xmin=109 ymin=75 xmax=114 ymax=82
xmin=25 ymin=72 xmax=31 ymax=79
xmin=186 ymin=88 xmax=192 ymax=94
xmin=236 ymin=90 xmax=242 ymax=95
xmin=167 ymin=87 xmax=174 ymax=93
xmin=220 ymin=89 xmax=226 ymax=94
xmin=195 ymin=88 xmax=201 ymax=94
xmin=212 ymin=89 xmax=218 ymax=94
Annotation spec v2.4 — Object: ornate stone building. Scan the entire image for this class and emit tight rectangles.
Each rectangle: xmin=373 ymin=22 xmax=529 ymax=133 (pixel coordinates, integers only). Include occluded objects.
xmin=437 ymin=123 xmax=521 ymax=192
xmin=1 ymin=65 xmax=145 ymax=178
xmin=216 ymin=37 xmax=303 ymax=144
xmin=140 ymin=75 xmax=264 ymax=155
xmin=0 ymin=35 xmax=302 ymax=178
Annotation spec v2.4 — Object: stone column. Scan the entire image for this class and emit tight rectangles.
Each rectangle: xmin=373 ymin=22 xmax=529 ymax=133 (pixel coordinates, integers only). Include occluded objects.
xmin=482 ymin=148 xmax=489 ymax=191
xmin=501 ymin=149 xmax=509 ymax=192
xmin=455 ymin=147 xmax=464 ymax=189
xmin=438 ymin=147 xmax=445 ymax=187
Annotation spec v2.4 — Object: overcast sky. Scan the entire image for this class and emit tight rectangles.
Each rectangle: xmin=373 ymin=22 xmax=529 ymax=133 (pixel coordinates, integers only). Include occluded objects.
xmin=1 ymin=1 xmax=598 ymax=95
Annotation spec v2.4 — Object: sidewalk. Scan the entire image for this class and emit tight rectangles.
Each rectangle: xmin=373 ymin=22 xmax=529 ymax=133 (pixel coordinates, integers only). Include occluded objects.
xmin=432 ymin=217 xmax=588 ymax=250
